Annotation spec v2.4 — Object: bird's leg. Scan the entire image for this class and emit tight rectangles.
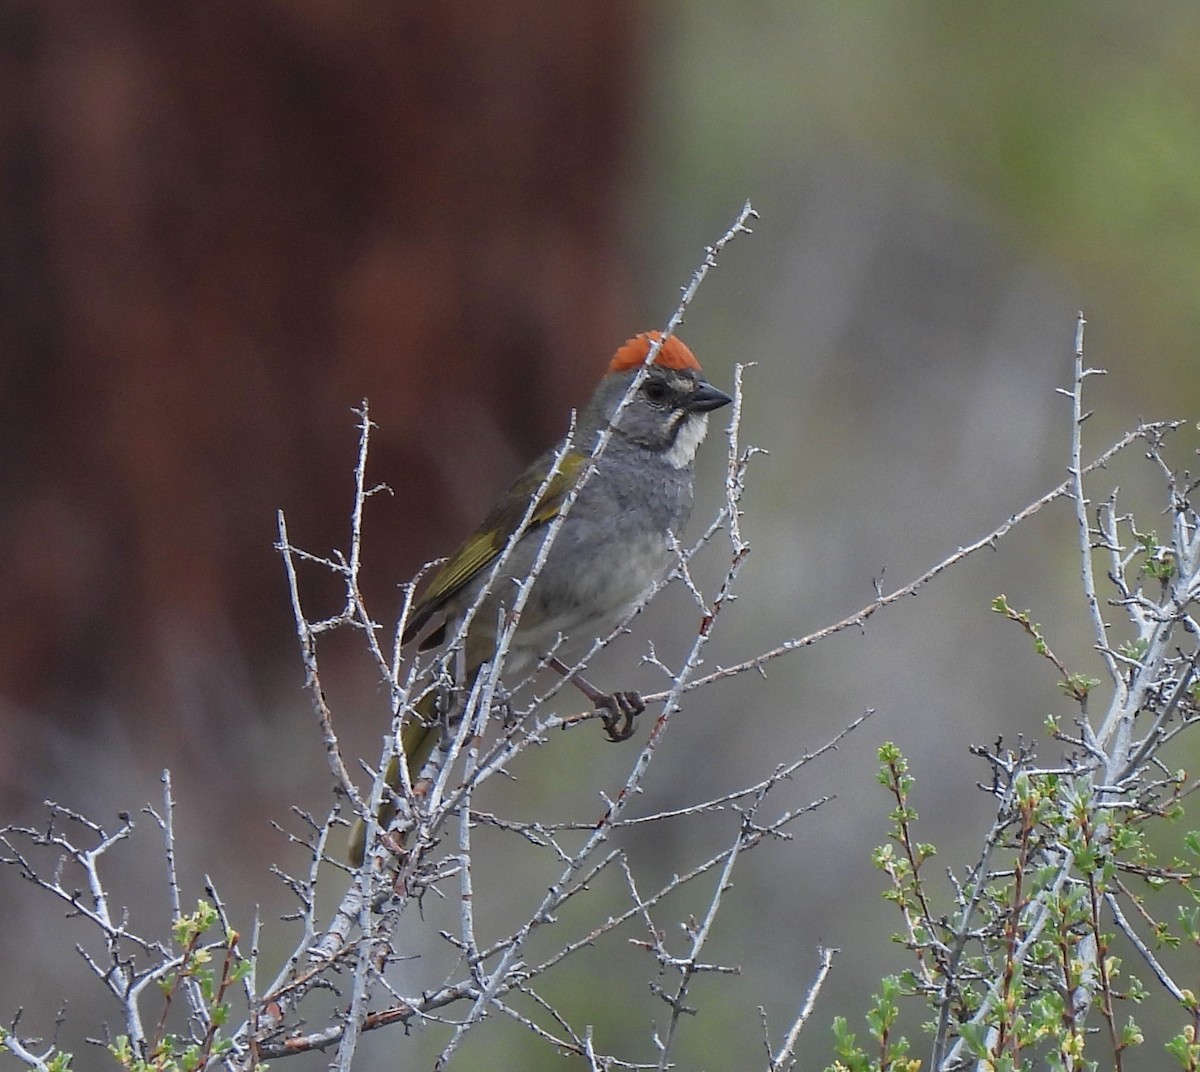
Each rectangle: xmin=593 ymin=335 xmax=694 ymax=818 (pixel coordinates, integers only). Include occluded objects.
xmin=546 ymin=656 xmax=645 ymax=742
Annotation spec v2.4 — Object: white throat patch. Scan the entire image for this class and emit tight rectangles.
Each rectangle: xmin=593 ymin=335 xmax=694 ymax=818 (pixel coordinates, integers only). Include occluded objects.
xmin=663 ymin=412 xmax=710 ymax=469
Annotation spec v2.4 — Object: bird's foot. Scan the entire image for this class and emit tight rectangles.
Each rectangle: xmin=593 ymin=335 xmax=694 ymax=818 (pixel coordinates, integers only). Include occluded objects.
xmin=596 ymin=691 xmax=645 ymax=743
xmin=545 ymin=656 xmax=645 ymax=742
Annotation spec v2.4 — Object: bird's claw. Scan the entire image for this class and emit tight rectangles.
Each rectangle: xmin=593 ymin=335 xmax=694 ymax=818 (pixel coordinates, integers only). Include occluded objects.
xmin=597 ymin=691 xmax=645 ymax=742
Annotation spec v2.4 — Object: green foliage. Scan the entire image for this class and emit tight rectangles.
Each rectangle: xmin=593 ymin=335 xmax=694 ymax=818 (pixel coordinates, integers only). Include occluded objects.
xmin=108 ymin=901 xmax=262 ymax=1072
xmin=825 ymin=977 xmax=921 ymax=1072
xmin=843 ymin=742 xmax=1200 ymax=1069
xmin=1133 ymin=528 xmax=1176 ymax=583
xmin=1166 ymin=1025 xmax=1200 ymax=1070
xmin=991 ymin=595 xmax=1100 ymax=704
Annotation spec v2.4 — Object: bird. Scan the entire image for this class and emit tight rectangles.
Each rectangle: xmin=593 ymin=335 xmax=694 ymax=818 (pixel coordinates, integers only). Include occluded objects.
xmin=348 ymin=330 xmax=731 ymax=865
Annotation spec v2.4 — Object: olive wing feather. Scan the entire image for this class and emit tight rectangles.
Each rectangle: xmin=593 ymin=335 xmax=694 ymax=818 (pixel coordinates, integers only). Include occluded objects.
xmin=401 ymin=449 xmax=589 ymax=647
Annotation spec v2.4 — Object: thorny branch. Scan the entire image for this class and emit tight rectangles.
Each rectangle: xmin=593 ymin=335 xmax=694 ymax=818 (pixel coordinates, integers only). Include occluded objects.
xmin=4 ymin=225 xmax=1195 ymax=1072
xmin=863 ymin=314 xmax=1200 ymax=1072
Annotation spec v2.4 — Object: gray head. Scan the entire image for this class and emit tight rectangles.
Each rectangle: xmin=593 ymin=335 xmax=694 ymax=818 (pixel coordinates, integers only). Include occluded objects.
xmin=582 ymin=332 xmax=732 ymax=468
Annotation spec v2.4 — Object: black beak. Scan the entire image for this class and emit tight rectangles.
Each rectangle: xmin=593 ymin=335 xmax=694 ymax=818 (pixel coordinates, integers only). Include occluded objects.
xmin=687 ymin=379 xmax=733 ymax=414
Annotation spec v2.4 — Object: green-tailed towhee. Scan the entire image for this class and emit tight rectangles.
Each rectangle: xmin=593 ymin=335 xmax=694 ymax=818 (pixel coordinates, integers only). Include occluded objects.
xmin=348 ymin=331 xmax=731 ymax=865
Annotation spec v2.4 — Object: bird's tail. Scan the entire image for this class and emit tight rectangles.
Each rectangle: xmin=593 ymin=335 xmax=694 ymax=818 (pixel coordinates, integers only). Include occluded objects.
xmin=346 ymin=686 xmax=452 ymax=866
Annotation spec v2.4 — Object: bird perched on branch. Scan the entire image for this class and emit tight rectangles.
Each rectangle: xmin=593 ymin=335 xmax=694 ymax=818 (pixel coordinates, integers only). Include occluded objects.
xmin=349 ymin=330 xmax=731 ymax=865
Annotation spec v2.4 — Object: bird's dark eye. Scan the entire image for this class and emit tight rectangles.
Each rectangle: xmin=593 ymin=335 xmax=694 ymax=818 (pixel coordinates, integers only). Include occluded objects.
xmin=642 ymin=380 xmax=670 ymax=405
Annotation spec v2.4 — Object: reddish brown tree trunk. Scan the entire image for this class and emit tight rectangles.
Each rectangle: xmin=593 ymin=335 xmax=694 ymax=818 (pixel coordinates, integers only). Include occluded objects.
xmin=0 ymin=2 xmax=640 ymax=808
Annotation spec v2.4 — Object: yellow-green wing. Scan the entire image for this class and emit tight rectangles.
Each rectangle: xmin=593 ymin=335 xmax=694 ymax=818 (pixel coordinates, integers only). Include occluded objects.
xmin=402 ymin=448 xmax=589 ymax=646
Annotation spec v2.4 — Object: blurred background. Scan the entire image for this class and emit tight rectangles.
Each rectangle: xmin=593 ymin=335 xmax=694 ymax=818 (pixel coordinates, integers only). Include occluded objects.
xmin=3 ymin=3 xmax=1199 ymax=1068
